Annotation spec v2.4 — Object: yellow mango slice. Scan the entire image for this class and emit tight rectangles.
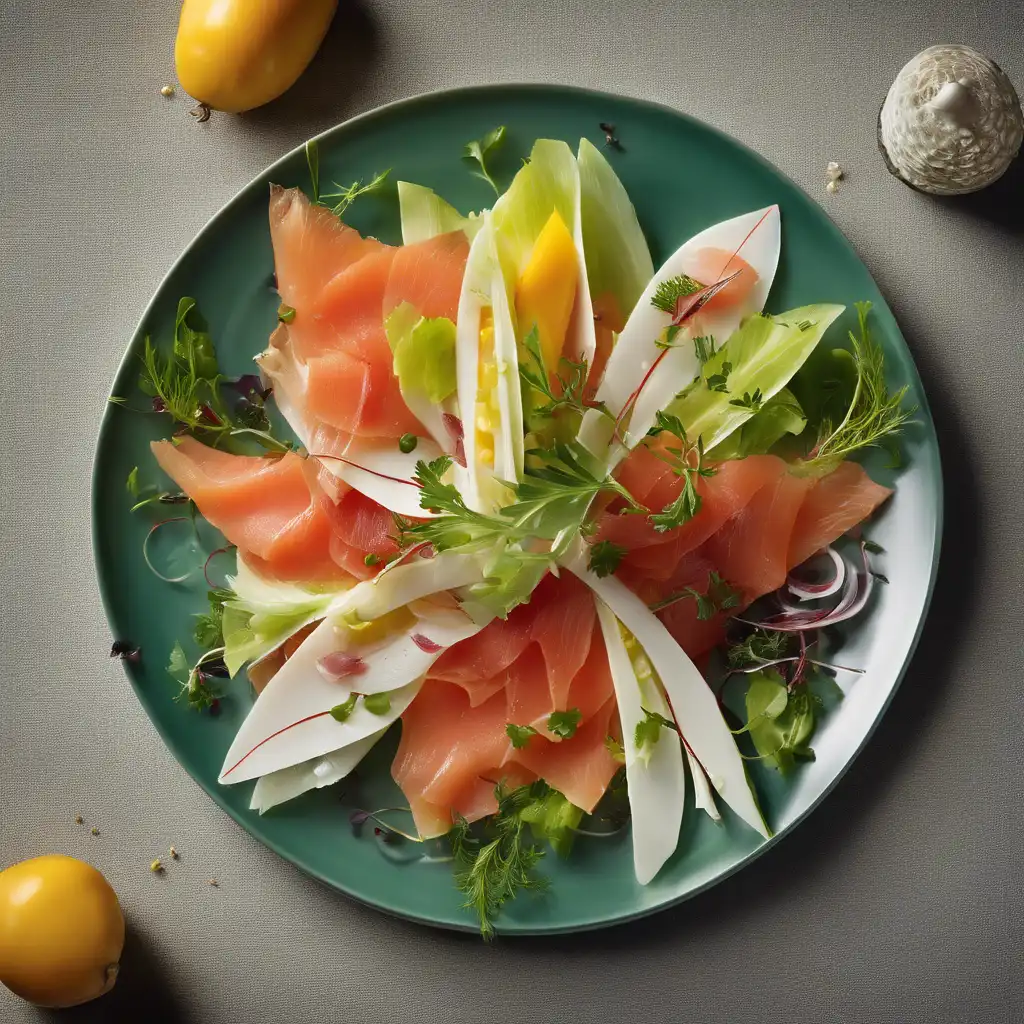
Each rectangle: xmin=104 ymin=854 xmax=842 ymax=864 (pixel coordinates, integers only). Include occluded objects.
xmin=515 ymin=209 xmax=579 ymax=374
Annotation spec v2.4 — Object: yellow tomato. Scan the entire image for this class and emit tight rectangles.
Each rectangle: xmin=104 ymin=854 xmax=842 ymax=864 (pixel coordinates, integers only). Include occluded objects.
xmin=0 ymin=855 xmax=125 ymax=1008
xmin=175 ymin=0 xmax=339 ymax=113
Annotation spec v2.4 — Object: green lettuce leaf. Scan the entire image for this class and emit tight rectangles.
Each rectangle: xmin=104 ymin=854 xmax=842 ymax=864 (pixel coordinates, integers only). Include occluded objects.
xmin=577 ymin=138 xmax=653 ymax=320
xmin=491 ymin=139 xmax=580 ymax=278
xmin=743 ymin=670 xmax=816 ymax=774
xmin=713 ymin=387 xmax=807 ymax=459
xmin=384 ymin=302 xmax=458 ymax=404
xmin=397 ymin=181 xmax=483 ymax=244
xmin=222 ymin=560 xmax=350 ymax=676
xmin=517 ymin=783 xmax=584 ymax=857
xmin=666 ymin=304 xmax=844 ymax=452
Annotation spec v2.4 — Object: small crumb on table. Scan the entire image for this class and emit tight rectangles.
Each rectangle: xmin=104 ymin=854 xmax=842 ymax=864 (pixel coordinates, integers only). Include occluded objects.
xmin=160 ymin=85 xmax=175 ymax=98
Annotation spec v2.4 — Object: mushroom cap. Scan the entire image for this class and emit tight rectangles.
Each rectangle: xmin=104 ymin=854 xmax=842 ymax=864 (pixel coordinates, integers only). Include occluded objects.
xmin=879 ymin=44 xmax=1023 ymax=195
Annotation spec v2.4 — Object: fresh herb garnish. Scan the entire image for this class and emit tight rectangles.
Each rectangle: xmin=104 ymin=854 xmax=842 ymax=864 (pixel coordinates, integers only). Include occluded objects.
xmin=727 ymin=629 xmax=792 ymax=668
xmin=451 ymin=780 xmax=584 ymax=937
xmin=634 ymin=707 xmax=679 ymax=753
xmin=193 ymin=588 xmax=230 ymax=648
xmin=450 ymin=782 xmax=548 ymax=939
xmin=135 ymin=297 xmax=288 ymax=453
xmin=329 ymin=694 xmax=358 ymax=723
xmin=363 ymin=692 xmax=391 ymax=715
xmin=651 ymin=274 xmax=704 ymax=315
xmin=305 ymin=139 xmax=320 ymax=203
xmin=462 ymin=125 xmax=506 ymax=195
xmin=304 ymin=140 xmax=391 ymax=216
xmin=587 ymin=539 xmax=627 ymax=578
xmin=646 ymin=412 xmax=718 ymax=533
xmin=518 ymin=325 xmax=608 ymax=426
xmin=693 ymin=335 xmax=717 ymax=364
xmin=654 ymin=324 xmax=684 ymax=350
xmin=320 ymin=169 xmax=391 ymax=218
xmin=547 ymin=708 xmax=582 ymax=740
xmin=651 ymin=570 xmax=740 ymax=619
xmin=397 ymin=445 xmax=643 ymax=577
xmin=604 ymin=735 xmax=626 ymax=763
xmin=739 ymin=670 xmax=816 ymax=773
xmin=729 ymin=388 xmax=764 ymax=412
xmin=705 ymin=361 xmax=732 ymax=393
xmin=167 ymin=641 xmax=225 ymax=711
xmin=809 ymin=302 xmax=915 ymax=466
xmin=506 ymin=723 xmax=538 ymax=749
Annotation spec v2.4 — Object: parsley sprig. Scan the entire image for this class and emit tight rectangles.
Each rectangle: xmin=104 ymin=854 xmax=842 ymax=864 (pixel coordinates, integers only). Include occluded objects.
xmin=651 ymin=274 xmax=704 ymax=314
xmin=645 ymin=411 xmax=718 ymax=532
xmin=650 ymin=570 xmax=740 ymax=619
xmin=518 ymin=325 xmax=610 ymax=426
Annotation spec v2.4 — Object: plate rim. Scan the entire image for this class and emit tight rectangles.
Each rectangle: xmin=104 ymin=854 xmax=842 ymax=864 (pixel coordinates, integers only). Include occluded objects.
xmin=91 ymin=81 xmax=944 ymax=935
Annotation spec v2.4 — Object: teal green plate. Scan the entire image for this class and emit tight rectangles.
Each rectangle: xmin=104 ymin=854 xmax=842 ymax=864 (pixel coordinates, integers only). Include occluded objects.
xmin=92 ymin=84 xmax=942 ymax=935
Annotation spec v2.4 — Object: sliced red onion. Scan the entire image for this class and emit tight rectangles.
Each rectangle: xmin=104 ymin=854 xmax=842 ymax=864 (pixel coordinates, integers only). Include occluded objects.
xmin=739 ymin=544 xmax=875 ymax=633
xmin=410 ymin=634 xmax=444 ymax=653
xmin=786 ymin=546 xmax=846 ymax=602
xmin=317 ymin=651 xmax=367 ymax=680
xmin=672 ymin=269 xmax=743 ymax=324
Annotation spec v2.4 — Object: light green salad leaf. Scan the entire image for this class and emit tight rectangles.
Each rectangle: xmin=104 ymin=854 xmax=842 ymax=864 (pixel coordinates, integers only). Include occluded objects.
xmin=397 ymin=181 xmax=483 ymax=244
xmin=713 ymin=387 xmax=807 ymax=459
xmin=491 ymin=139 xmax=580 ymax=279
xmin=221 ymin=560 xmax=349 ymax=677
xmin=666 ymin=304 xmax=844 ymax=452
xmin=577 ymin=137 xmax=653 ymax=321
xmin=743 ymin=670 xmax=816 ymax=774
xmin=384 ymin=302 xmax=458 ymax=404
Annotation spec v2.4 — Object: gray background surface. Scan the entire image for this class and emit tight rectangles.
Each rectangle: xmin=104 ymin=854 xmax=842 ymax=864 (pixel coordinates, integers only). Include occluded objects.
xmin=1 ymin=1 xmax=1022 ymax=1021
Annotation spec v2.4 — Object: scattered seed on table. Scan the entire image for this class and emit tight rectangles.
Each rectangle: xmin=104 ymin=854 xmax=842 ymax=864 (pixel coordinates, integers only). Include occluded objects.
xmin=75 ymin=815 xmax=84 ymax=825
xmin=90 ymin=827 xmax=100 ymax=836
xmin=169 ymin=846 xmax=179 ymax=860
xmin=160 ymin=85 xmax=175 ymax=98
xmin=150 ymin=859 xmax=164 ymax=873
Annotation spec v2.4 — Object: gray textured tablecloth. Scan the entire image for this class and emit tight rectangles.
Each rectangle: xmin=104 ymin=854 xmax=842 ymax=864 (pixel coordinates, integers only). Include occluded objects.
xmin=2 ymin=1 xmax=1021 ymax=1021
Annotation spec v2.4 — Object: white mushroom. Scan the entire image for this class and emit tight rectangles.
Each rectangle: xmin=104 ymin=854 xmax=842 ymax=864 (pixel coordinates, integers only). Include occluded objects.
xmin=878 ymin=45 xmax=1023 ymax=195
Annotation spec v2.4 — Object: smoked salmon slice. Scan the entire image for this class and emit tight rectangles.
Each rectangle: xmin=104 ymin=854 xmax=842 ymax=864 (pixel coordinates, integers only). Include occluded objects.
xmin=428 ymin=612 xmax=534 ymax=706
xmin=382 ymin=231 xmax=469 ymax=322
xmin=510 ymin=697 xmax=619 ymax=813
xmin=151 ymin=438 xmax=346 ymax=582
xmin=700 ymin=470 xmax=815 ymax=599
xmin=323 ymin=488 xmax=399 ymax=580
xmin=393 ymin=680 xmax=513 ymax=836
xmin=788 ymin=461 xmax=892 ymax=567
xmin=270 ymin=186 xmax=384 ymax=314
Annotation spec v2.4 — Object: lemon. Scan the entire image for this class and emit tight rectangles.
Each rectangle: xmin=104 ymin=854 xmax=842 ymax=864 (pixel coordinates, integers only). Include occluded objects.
xmin=175 ymin=0 xmax=339 ymax=113
xmin=0 ymin=855 xmax=125 ymax=1008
